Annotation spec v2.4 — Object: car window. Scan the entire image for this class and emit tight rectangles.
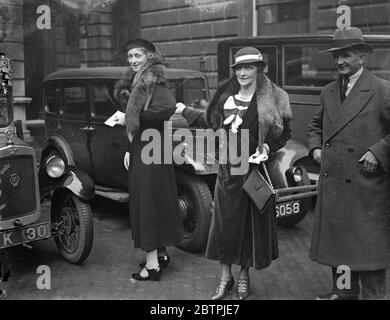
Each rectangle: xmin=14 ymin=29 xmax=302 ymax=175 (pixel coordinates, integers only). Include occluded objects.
xmin=366 ymin=46 xmax=390 ymax=81
xmin=283 ymin=44 xmax=390 ymax=88
xmin=230 ymin=46 xmax=277 ymax=83
xmin=284 ymin=45 xmax=338 ymax=88
xmin=92 ymin=81 xmax=120 ymax=117
xmin=45 ymin=83 xmax=60 ymax=114
xmin=62 ymin=85 xmax=86 ymax=116
xmin=168 ymin=78 xmax=207 ymax=109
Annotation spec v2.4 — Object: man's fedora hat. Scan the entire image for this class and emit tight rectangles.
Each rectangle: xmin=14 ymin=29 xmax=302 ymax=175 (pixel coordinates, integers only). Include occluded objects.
xmin=230 ymin=47 xmax=266 ymax=68
xmin=122 ymin=38 xmax=156 ymax=53
xmin=326 ymin=27 xmax=373 ymax=53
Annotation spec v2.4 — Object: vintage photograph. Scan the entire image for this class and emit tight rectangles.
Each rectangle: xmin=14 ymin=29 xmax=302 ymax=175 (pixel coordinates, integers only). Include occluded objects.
xmin=1 ymin=0 xmax=390 ymax=303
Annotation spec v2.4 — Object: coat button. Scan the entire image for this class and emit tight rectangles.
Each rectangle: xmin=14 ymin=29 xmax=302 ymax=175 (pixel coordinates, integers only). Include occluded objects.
xmin=348 ymin=147 xmax=354 ymax=153
xmin=325 ymin=143 xmax=331 ymax=148
xmin=323 ymin=172 xmax=328 ymax=178
xmin=345 ymin=179 xmax=352 ymax=184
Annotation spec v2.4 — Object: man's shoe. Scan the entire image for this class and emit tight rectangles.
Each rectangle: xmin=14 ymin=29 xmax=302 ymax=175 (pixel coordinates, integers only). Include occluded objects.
xmin=315 ymin=293 xmax=358 ymax=300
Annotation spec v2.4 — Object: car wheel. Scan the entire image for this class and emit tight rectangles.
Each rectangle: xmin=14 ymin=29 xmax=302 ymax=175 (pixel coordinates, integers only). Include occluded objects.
xmin=51 ymin=189 xmax=94 ymax=263
xmin=175 ymin=171 xmax=212 ymax=253
xmin=277 ymin=166 xmax=311 ymax=228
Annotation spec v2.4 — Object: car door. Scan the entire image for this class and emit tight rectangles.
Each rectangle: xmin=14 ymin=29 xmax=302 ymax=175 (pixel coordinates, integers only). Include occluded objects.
xmin=89 ymin=79 xmax=128 ymax=189
xmin=59 ymin=81 xmax=93 ymax=174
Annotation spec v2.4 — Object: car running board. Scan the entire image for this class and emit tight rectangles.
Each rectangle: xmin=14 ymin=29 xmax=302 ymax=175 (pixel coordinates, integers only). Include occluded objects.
xmin=95 ymin=185 xmax=129 ymax=203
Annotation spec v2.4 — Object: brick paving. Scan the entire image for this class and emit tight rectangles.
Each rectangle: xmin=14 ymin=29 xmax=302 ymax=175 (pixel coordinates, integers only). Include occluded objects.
xmin=2 ymin=197 xmax=334 ymax=300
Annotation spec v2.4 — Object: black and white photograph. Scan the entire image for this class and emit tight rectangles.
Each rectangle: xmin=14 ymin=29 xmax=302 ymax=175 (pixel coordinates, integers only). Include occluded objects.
xmin=1 ymin=0 xmax=390 ymax=305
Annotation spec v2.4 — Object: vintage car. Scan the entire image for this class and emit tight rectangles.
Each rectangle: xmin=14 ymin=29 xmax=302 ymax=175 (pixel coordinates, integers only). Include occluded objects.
xmin=0 ymin=74 xmax=94 ymax=264
xmin=217 ymin=34 xmax=390 ymax=179
xmin=41 ymin=66 xmax=315 ymax=253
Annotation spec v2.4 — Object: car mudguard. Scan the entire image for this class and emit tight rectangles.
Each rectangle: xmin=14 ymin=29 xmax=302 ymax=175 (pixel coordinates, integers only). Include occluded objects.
xmin=267 ymin=139 xmax=309 ymax=188
xmin=39 ymin=167 xmax=95 ymax=201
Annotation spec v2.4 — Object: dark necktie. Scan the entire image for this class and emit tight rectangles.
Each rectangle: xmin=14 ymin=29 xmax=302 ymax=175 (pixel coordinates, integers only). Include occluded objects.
xmin=340 ymin=76 xmax=349 ymax=104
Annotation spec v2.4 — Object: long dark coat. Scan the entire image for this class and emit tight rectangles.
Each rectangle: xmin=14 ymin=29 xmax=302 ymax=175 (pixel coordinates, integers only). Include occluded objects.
xmin=115 ymin=62 xmax=184 ymax=251
xmin=183 ymin=74 xmax=291 ymax=269
xmin=308 ymin=69 xmax=390 ymax=271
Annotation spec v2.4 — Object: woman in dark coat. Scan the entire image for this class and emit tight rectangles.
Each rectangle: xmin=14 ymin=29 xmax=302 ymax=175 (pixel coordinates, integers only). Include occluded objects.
xmin=112 ymin=39 xmax=184 ymax=281
xmin=176 ymin=47 xmax=292 ymax=299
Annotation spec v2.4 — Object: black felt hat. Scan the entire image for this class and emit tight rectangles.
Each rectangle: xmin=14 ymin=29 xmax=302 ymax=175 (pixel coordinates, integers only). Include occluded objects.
xmin=325 ymin=27 xmax=373 ymax=53
xmin=122 ymin=38 xmax=156 ymax=53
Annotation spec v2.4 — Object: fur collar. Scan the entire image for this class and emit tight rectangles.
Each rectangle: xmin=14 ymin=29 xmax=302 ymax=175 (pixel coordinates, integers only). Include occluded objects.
xmin=114 ymin=54 xmax=166 ymax=141
xmin=206 ymin=73 xmax=292 ymax=148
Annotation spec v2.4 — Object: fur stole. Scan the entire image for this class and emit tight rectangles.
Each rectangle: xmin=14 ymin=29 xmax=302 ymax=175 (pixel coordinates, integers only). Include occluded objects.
xmin=206 ymin=73 xmax=292 ymax=149
xmin=114 ymin=54 xmax=166 ymax=141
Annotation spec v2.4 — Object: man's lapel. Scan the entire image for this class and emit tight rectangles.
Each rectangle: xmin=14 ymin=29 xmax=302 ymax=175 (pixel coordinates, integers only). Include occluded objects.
xmin=324 ymin=79 xmax=342 ymax=124
xmin=325 ymin=69 xmax=373 ymax=142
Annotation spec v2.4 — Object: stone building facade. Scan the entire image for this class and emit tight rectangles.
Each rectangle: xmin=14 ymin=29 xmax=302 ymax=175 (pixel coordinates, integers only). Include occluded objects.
xmin=0 ymin=0 xmax=389 ymax=131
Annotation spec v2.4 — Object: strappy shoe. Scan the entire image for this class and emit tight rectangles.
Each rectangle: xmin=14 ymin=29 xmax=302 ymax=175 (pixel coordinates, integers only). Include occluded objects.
xmin=237 ymin=278 xmax=250 ymax=300
xmin=131 ymin=267 xmax=162 ymax=281
xmin=139 ymin=255 xmax=170 ymax=269
xmin=211 ymin=277 xmax=234 ymax=300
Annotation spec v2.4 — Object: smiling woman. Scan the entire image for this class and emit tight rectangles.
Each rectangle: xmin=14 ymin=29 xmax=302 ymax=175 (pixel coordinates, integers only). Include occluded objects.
xmin=112 ymin=38 xmax=184 ymax=282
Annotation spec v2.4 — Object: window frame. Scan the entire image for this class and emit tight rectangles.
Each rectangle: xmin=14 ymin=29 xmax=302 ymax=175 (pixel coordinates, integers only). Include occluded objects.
xmin=90 ymin=79 xmax=121 ymax=120
xmin=60 ymin=81 xmax=89 ymax=120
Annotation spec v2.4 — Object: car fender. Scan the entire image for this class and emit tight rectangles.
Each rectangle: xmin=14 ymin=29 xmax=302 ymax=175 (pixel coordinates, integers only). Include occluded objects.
xmin=267 ymin=139 xmax=309 ymax=188
xmin=41 ymin=134 xmax=76 ymax=166
xmin=61 ymin=168 xmax=95 ymax=201
xmin=40 ymin=166 xmax=94 ymax=201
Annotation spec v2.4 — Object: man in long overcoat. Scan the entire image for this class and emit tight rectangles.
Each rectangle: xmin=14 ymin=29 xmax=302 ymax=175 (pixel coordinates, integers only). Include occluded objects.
xmin=308 ymin=27 xmax=390 ymax=300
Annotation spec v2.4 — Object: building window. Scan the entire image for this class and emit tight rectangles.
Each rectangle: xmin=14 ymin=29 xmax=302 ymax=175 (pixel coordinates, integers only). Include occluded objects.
xmin=258 ymin=0 xmax=310 ymax=24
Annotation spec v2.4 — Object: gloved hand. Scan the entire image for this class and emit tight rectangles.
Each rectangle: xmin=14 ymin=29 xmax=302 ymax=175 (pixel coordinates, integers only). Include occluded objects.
xmin=248 ymin=144 xmax=269 ymax=164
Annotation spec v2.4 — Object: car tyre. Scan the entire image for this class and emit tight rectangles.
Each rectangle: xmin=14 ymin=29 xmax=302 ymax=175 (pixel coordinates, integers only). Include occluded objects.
xmin=51 ymin=189 xmax=94 ymax=263
xmin=175 ymin=170 xmax=212 ymax=253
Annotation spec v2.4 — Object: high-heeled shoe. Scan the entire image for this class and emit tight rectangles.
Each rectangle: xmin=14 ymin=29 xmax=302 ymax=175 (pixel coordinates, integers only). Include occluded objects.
xmin=211 ymin=277 xmax=234 ymax=300
xmin=139 ymin=255 xmax=170 ymax=269
xmin=237 ymin=278 xmax=250 ymax=300
xmin=131 ymin=267 xmax=162 ymax=281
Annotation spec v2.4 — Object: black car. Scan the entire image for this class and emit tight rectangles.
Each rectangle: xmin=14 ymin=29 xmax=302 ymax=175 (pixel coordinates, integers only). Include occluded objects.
xmin=41 ymin=66 xmax=314 ymax=253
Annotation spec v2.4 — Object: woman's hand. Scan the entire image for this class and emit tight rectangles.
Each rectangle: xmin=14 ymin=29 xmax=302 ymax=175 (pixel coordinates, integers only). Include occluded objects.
xmin=248 ymin=145 xmax=269 ymax=164
xmin=124 ymin=152 xmax=130 ymax=170
xmin=175 ymin=102 xmax=186 ymax=114
xmin=112 ymin=111 xmax=126 ymax=126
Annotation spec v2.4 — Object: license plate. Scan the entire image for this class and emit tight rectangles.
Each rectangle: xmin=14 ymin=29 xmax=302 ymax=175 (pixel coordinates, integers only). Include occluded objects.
xmin=0 ymin=223 xmax=50 ymax=249
xmin=276 ymin=201 xmax=300 ymax=218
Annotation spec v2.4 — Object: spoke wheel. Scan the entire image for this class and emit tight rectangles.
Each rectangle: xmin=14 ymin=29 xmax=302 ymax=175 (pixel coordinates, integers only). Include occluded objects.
xmin=52 ymin=190 xmax=94 ymax=263
xmin=175 ymin=171 xmax=212 ymax=253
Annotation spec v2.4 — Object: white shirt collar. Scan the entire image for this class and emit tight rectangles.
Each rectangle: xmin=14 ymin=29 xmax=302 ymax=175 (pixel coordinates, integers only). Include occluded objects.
xmin=345 ymin=67 xmax=364 ymax=96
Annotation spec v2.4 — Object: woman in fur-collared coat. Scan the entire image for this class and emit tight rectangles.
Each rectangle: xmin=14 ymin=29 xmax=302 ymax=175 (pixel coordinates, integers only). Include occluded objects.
xmin=176 ymin=47 xmax=292 ymax=300
xmin=112 ymin=39 xmax=183 ymax=282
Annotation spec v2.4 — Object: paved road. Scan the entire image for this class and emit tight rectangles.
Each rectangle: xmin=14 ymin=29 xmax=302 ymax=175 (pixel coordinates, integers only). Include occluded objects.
xmin=2 ymin=197 xmax=333 ymax=300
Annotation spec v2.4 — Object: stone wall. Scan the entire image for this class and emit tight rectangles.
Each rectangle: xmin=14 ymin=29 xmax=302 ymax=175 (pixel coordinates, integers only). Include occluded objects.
xmin=140 ymin=0 xmax=252 ymax=90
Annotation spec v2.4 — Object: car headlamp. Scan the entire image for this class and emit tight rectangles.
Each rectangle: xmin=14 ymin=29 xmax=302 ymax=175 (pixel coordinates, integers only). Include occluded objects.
xmin=292 ymin=167 xmax=303 ymax=183
xmin=46 ymin=155 xmax=66 ymax=178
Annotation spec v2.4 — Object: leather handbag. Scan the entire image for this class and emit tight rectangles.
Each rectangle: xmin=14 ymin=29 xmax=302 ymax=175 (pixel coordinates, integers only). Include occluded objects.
xmin=243 ymin=162 xmax=275 ymax=213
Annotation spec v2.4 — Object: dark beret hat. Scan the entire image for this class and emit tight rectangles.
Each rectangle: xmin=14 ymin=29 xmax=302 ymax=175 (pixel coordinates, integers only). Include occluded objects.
xmin=122 ymin=38 xmax=156 ymax=53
